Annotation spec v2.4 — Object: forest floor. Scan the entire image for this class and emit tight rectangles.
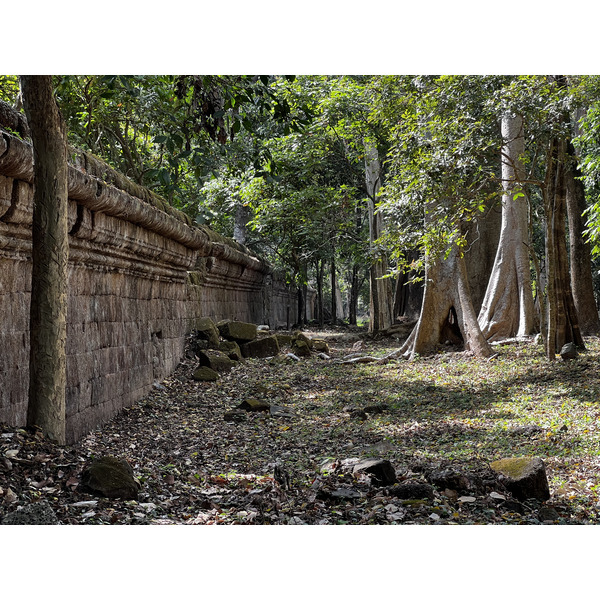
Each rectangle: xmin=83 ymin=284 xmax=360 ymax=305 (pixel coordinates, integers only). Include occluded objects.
xmin=2 ymin=326 xmax=600 ymax=526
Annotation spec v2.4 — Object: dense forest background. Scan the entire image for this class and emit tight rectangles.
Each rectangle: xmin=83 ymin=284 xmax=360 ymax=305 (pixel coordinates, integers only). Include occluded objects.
xmin=4 ymin=74 xmax=600 ymax=361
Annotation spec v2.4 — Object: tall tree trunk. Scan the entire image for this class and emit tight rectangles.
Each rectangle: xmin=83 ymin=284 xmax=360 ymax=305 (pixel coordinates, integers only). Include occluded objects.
xmin=565 ymin=140 xmax=600 ymax=335
xmin=21 ymin=76 xmax=69 ymax=445
xmin=365 ymin=143 xmax=392 ymax=332
xmin=478 ymin=114 xmax=536 ymax=340
xmin=544 ymin=137 xmax=585 ymax=358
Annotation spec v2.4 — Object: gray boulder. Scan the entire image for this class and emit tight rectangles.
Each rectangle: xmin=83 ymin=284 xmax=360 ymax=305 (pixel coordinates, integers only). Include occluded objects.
xmin=490 ymin=456 xmax=550 ymax=501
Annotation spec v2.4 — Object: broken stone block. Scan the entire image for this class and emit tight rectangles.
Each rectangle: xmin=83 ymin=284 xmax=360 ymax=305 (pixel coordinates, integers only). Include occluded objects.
xmin=352 ymin=458 xmax=398 ymax=486
xmin=219 ymin=340 xmax=243 ymax=361
xmin=192 ymin=366 xmax=219 ymax=381
xmin=194 ymin=317 xmax=221 ymax=349
xmin=218 ymin=320 xmax=257 ymax=343
xmin=274 ymin=333 xmax=293 ymax=348
xmin=197 ymin=349 xmax=236 ymax=372
xmin=291 ymin=332 xmax=312 ymax=357
xmin=80 ymin=456 xmax=141 ymax=500
xmin=2 ymin=501 xmax=59 ymax=525
xmin=241 ymin=335 xmax=280 ymax=358
xmin=490 ymin=456 xmax=550 ymax=501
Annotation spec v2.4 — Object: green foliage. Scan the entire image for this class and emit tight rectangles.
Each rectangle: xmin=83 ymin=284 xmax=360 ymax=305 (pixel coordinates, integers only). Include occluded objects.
xmin=0 ymin=76 xmax=19 ymax=103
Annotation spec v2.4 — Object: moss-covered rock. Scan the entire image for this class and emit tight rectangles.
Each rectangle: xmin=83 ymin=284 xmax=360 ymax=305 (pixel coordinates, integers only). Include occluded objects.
xmin=80 ymin=456 xmax=141 ymax=500
xmin=218 ymin=320 xmax=257 ymax=343
xmin=197 ymin=349 xmax=236 ymax=372
xmin=490 ymin=456 xmax=550 ymax=501
xmin=192 ymin=366 xmax=219 ymax=381
xmin=219 ymin=340 xmax=243 ymax=361
xmin=274 ymin=333 xmax=293 ymax=348
xmin=291 ymin=332 xmax=313 ymax=357
xmin=194 ymin=317 xmax=221 ymax=349
xmin=311 ymin=338 xmax=329 ymax=353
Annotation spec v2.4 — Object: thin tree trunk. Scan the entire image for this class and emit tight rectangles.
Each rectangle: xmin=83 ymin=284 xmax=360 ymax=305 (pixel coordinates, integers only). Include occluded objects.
xmin=331 ymin=255 xmax=337 ymax=325
xmin=365 ymin=142 xmax=392 ymax=332
xmin=21 ymin=76 xmax=69 ymax=444
xmin=315 ymin=259 xmax=324 ymax=328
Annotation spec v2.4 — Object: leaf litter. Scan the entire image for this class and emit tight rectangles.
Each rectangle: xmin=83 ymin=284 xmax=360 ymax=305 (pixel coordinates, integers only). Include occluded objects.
xmin=2 ymin=328 xmax=600 ymax=525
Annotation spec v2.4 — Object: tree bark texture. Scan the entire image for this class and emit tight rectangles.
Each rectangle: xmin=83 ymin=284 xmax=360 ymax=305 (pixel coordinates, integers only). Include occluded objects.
xmin=20 ymin=76 xmax=69 ymax=444
xmin=365 ymin=143 xmax=392 ymax=332
xmin=544 ymin=137 xmax=585 ymax=358
xmin=478 ymin=114 xmax=536 ymax=340
xmin=565 ymin=140 xmax=600 ymax=335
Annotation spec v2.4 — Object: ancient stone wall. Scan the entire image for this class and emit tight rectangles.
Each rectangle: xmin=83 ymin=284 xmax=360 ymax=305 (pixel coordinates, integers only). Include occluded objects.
xmin=0 ymin=110 xmax=302 ymax=443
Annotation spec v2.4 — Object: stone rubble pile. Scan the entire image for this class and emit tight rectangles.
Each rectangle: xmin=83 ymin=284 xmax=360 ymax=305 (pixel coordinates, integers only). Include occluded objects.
xmin=188 ymin=319 xmax=330 ymax=382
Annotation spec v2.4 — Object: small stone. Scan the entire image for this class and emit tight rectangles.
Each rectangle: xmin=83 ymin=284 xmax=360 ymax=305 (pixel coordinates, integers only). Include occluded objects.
xmin=363 ymin=403 xmax=389 ymax=414
xmin=238 ymin=398 xmax=271 ymax=412
xmin=330 ymin=488 xmax=362 ymax=499
xmin=427 ymin=468 xmax=471 ymax=493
